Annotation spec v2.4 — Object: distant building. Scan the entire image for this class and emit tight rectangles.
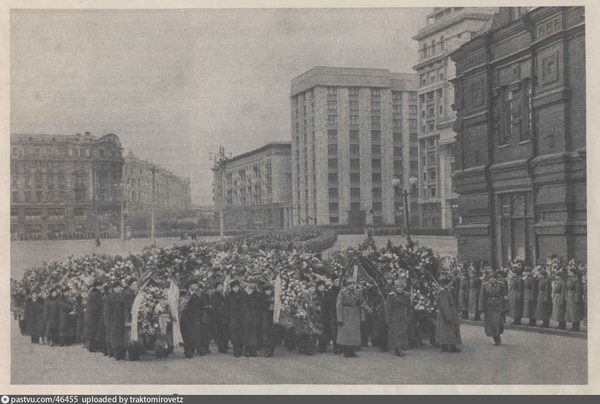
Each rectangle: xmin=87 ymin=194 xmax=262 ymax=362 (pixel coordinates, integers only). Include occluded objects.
xmin=212 ymin=142 xmax=292 ymax=230
xmin=123 ymin=151 xmax=192 ymax=216
xmin=451 ymin=7 xmax=586 ymax=265
xmin=10 ymin=132 xmax=124 ymax=239
xmin=413 ymin=7 xmax=498 ymax=229
xmin=290 ymin=67 xmax=419 ymax=227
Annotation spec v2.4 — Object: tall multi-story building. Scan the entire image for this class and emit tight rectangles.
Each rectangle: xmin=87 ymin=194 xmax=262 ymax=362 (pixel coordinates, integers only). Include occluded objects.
xmin=212 ymin=142 xmax=292 ymax=230
xmin=451 ymin=7 xmax=585 ymax=266
xmin=10 ymin=132 xmax=124 ymax=239
xmin=123 ymin=151 xmax=192 ymax=216
xmin=290 ymin=67 xmax=419 ymax=227
xmin=413 ymin=7 xmax=497 ymax=229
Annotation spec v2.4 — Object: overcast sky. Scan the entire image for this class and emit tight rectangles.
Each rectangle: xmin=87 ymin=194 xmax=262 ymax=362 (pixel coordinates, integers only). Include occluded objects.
xmin=10 ymin=8 xmax=429 ymax=205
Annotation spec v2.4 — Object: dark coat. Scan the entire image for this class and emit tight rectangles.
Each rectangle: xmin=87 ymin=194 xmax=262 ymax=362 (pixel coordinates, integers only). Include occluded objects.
xmin=468 ymin=277 xmax=481 ymax=315
xmin=384 ymin=291 xmax=411 ymax=349
xmin=523 ymin=276 xmax=538 ymax=319
xmin=179 ymin=292 xmax=202 ymax=349
xmin=211 ymin=291 xmax=228 ymax=324
xmin=83 ymin=288 xmax=103 ymax=343
xmin=109 ymin=291 xmax=127 ymax=349
xmin=58 ymin=298 xmax=77 ymax=338
xmin=258 ymin=292 xmax=275 ymax=348
xmin=436 ymin=287 xmax=461 ymax=345
xmin=243 ymin=291 xmax=261 ymax=346
xmin=227 ymin=290 xmax=247 ymax=344
xmin=551 ymin=280 xmax=567 ymax=322
xmin=24 ymin=297 xmax=45 ymax=337
xmin=324 ymin=286 xmax=340 ymax=341
xmin=122 ymin=287 xmax=136 ymax=343
xmin=458 ymin=277 xmax=469 ymax=311
xmin=336 ymin=287 xmax=362 ymax=346
xmin=44 ymin=296 xmax=60 ymax=339
xmin=451 ymin=277 xmax=461 ymax=311
xmin=508 ymin=276 xmax=524 ymax=319
xmin=566 ymin=277 xmax=584 ymax=323
xmin=76 ymin=298 xmax=85 ymax=341
xmin=478 ymin=281 xmax=508 ymax=337
xmin=102 ymin=293 xmax=112 ymax=344
xmin=535 ymin=277 xmax=553 ymax=321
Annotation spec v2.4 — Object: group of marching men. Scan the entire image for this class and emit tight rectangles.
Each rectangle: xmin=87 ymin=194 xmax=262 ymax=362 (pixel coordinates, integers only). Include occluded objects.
xmin=14 ymin=262 xmax=585 ymax=361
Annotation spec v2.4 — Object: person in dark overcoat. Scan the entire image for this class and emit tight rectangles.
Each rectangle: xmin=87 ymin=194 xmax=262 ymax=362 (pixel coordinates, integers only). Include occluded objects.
xmin=534 ymin=270 xmax=553 ymax=327
xmin=75 ymin=294 xmax=85 ymax=343
xmin=508 ymin=268 xmax=524 ymax=325
xmin=102 ymin=284 xmax=114 ymax=356
xmin=478 ymin=270 xmax=508 ymax=345
xmin=44 ymin=288 xmax=60 ymax=346
xmin=83 ymin=280 xmax=103 ymax=352
xmin=210 ymin=282 xmax=229 ymax=353
xmin=336 ymin=278 xmax=362 ymax=358
xmin=566 ymin=268 xmax=584 ymax=331
xmin=325 ymin=277 xmax=342 ymax=354
xmin=122 ymin=278 xmax=140 ymax=360
xmin=315 ymin=281 xmax=330 ymax=353
xmin=522 ymin=268 xmax=538 ymax=326
xmin=197 ymin=285 xmax=213 ymax=355
xmin=385 ymin=279 xmax=412 ymax=357
xmin=109 ymin=282 xmax=127 ymax=360
xmin=458 ymin=272 xmax=469 ymax=319
xmin=259 ymin=284 xmax=276 ymax=357
xmin=371 ymin=294 xmax=388 ymax=352
xmin=243 ymin=282 xmax=260 ymax=357
xmin=468 ymin=269 xmax=482 ymax=321
xmin=24 ymin=291 xmax=45 ymax=344
xmin=179 ymin=281 xmax=202 ymax=358
xmin=551 ymin=272 xmax=567 ymax=330
xmin=96 ymin=284 xmax=110 ymax=354
xmin=435 ymin=272 xmax=462 ymax=353
xmin=227 ymin=280 xmax=246 ymax=357
xmin=58 ymin=288 xmax=77 ymax=346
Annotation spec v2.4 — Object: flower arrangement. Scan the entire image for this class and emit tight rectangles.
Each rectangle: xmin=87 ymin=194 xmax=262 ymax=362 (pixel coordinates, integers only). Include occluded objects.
xmin=138 ymin=286 xmax=170 ymax=338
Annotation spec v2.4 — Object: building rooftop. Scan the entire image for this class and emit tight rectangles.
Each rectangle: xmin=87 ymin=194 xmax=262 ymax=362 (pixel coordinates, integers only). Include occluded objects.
xmin=11 ymin=132 xmax=118 ymax=143
xmin=413 ymin=8 xmax=497 ymax=41
xmin=213 ymin=141 xmax=291 ymax=169
xmin=291 ymin=66 xmax=417 ymax=96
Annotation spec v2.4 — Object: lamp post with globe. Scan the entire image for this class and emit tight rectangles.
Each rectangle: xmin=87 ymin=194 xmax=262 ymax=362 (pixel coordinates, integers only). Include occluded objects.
xmin=392 ymin=176 xmax=417 ymax=244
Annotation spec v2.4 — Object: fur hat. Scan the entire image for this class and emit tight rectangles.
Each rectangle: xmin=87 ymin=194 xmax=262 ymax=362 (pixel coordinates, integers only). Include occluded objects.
xmin=230 ymin=279 xmax=240 ymax=288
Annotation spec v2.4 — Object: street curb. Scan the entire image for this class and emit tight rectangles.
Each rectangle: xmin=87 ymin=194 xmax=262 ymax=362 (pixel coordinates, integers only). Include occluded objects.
xmin=461 ymin=319 xmax=587 ymax=339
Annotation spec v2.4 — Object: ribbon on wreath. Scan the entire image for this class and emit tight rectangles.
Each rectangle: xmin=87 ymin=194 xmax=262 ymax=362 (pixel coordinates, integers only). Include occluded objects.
xmin=167 ymin=278 xmax=183 ymax=352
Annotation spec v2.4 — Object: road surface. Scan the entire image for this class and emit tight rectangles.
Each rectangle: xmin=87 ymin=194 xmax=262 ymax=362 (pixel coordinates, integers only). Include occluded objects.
xmin=10 ymin=320 xmax=586 ymax=385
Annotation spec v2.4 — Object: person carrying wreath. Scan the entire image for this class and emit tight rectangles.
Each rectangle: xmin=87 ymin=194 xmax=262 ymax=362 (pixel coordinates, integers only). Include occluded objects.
xmin=336 ymin=278 xmax=362 ymax=358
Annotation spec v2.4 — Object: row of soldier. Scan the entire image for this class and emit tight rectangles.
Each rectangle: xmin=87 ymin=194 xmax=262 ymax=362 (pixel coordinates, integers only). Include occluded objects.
xmin=450 ymin=265 xmax=586 ymax=331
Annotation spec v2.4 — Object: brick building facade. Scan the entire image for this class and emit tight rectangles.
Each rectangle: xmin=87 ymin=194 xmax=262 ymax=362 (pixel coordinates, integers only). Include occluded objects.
xmin=451 ymin=7 xmax=586 ymax=266
xmin=10 ymin=132 xmax=124 ymax=239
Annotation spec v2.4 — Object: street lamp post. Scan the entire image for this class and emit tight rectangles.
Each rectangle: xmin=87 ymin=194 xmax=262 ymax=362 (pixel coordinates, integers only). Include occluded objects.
xmin=151 ymin=165 xmax=156 ymax=243
xmin=393 ymin=176 xmax=414 ymax=244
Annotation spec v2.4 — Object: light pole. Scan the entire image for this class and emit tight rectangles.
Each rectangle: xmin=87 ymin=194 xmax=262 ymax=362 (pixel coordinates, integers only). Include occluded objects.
xmin=151 ymin=165 xmax=156 ymax=243
xmin=118 ymin=183 xmax=130 ymax=241
xmin=393 ymin=176 xmax=416 ymax=244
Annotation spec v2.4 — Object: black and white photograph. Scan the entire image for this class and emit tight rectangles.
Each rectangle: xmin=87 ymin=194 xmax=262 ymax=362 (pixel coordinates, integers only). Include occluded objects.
xmin=4 ymin=1 xmax=592 ymax=390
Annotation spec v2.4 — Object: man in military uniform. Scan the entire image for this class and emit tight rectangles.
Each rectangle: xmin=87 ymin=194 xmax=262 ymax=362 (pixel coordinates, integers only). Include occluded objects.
xmin=478 ymin=270 xmax=509 ymax=345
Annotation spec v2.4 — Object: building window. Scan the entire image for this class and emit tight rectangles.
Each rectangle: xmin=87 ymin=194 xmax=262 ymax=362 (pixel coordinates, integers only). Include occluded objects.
xmin=350 ymin=130 xmax=360 ymax=142
xmin=351 ymin=202 xmax=361 ymax=211
xmin=372 ymin=159 xmax=381 ymax=170
xmin=328 ymin=188 xmax=338 ymax=198
xmin=350 ymin=159 xmax=360 ymax=169
xmin=350 ymin=115 xmax=359 ymax=125
xmin=329 ymin=202 xmax=339 ymax=212
xmin=328 ymin=159 xmax=338 ymax=169
xmin=351 ymin=188 xmax=361 ymax=198
xmin=328 ymin=144 xmax=338 ymax=155
xmin=371 ymin=145 xmax=381 ymax=155
xmin=329 ymin=216 xmax=339 ymax=224
xmin=372 ymin=188 xmax=382 ymax=198
xmin=371 ymin=116 xmax=381 ymax=127
xmin=350 ymin=173 xmax=360 ymax=183
xmin=371 ymin=131 xmax=381 ymax=143
xmin=349 ymin=87 xmax=359 ymax=97
xmin=328 ymin=115 xmax=337 ymax=126
xmin=372 ymin=173 xmax=381 ymax=184
xmin=328 ymin=173 xmax=338 ymax=184
xmin=371 ymin=88 xmax=381 ymax=97
xmin=350 ymin=144 xmax=360 ymax=155
xmin=420 ymin=74 xmax=427 ymax=86
xmin=327 ymin=87 xmax=337 ymax=96
xmin=430 ymin=186 xmax=437 ymax=198
xmin=328 ymin=129 xmax=338 ymax=142
xmin=393 ymin=132 xmax=402 ymax=143
xmin=349 ymin=100 xmax=359 ymax=110
xmin=327 ymin=100 xmax=337 ymax=112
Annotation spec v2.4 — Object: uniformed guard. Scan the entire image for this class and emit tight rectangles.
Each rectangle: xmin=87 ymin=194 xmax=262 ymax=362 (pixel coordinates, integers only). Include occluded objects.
xmin=478 ymin=270 xmax=508 ymax=345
